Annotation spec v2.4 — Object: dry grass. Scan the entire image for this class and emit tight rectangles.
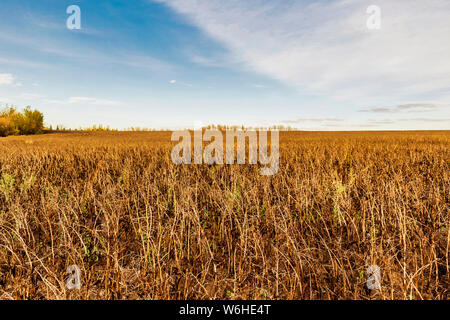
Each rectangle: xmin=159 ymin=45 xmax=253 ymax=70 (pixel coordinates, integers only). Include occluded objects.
xmin=0 ymin=130 xmax=448 ymax=300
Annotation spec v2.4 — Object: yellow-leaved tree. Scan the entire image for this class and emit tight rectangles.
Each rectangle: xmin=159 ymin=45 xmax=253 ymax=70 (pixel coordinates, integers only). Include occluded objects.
xmin=0 ymin=106 xmax=44 ymax=136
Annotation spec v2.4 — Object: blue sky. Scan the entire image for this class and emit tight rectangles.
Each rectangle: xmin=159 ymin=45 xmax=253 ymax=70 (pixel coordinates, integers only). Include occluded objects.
xmin=0 ymin=0 xmax=449 ymax=130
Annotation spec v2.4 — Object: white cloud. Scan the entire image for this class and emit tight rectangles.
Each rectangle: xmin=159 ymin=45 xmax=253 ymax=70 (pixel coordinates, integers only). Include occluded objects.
xmin=116 ymin=54 xmax=175 ymax=72
xmin=0 ymin=73 xmax=25 ymax=87
xmin=0 ymin=31 xmax=174 ymax=73
xmin=67 ymin=97 xmax=122 ymax=107
xmin=0 ymin=73 xmax=15 ymax=85
xmin=250 ymin=84 xmax=267 ymax=88
xmin=359 ymin=103 xmax=442 ymax=113
xmin=282 ymin=118 xmax=344 ymax=124
xmin=44 ymin=96 xmax=123 ymax=107
xmin=0 ymin=96 xmax=13 ymax=104
xmin=169 ymin=79 xmax=193 ymax=87
xmin=0 ymin=57 xmax=50 ymax=69
xmin=20 ymin=93 xmax=46 ymax=100
xmin=158 ymin=0 xmax=450 ymax=105
xmin=187 ymin=52 xmax=227 ymax=67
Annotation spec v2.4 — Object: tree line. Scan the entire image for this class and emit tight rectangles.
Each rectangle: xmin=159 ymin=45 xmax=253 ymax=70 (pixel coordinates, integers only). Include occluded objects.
xmin=0 ymin=106 xmax=44 ymax=137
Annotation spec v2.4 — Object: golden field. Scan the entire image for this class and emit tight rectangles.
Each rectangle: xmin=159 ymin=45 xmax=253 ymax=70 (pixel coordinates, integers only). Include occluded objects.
xmin=0 ymin=130 xmax=448 ymax=299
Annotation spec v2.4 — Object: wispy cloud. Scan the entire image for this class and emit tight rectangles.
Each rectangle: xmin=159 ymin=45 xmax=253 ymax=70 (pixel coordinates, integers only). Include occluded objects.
xmin=359 ymin=103 xmax=440 ymax=113
xmin=250 ymin=84 xmax=267 ymax=89
xmin=184 ymin=47 xmax=233 ymax=69
xmin=0 ymin=30 xmax=175 ymax=72
xmin=67 ymin=97 xmax=123 ymax=107
xmin=0 ymin=73 xmax=22 ymax=87
xmin=396 ymin=104 xmax=438 ymax=111
xmin=281 ymin=118 xmax=344 ymax=124
xmin=279 ymin=117 xmax=449 ymax=129
xmin=188 ymin=53 xmax=225 ymax=68
xmin=25 ymin=10 xmax=102 ymax=36
xmin=116 ymin=54 xmax=175 ymax=72
xmin=367 ymin=119 xmax=395 ymax=125
xmin=168 ymin=79 xmax=193 ymax=87
xmin=399 ymin=118 xmax=450 ymax=123
xmin=0 ymin=57 xmax=51 ymax=69
xmin=0 ymin=73 xmax=15 ymax=85
xmin=157 ymin=0 xmax=450 ymax=104
xmin=20 ymin=93 xmax=47 ymax=100
xmin=44 ymin=96 xmax=123 ymax=107
xmin=359 ymin=107 xmax=393 ymax=113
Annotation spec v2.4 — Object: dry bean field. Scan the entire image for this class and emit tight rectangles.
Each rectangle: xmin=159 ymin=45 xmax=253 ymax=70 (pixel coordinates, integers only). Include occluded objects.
xmin=0 ymin=130 xmax=448 ymax=299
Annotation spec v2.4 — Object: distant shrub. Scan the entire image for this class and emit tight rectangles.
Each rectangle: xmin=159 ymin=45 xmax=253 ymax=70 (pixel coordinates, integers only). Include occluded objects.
xmin=85 ymin=124 xmax=114 ymax=132
xmin=0 ymin=106 xmax=44 ymax=136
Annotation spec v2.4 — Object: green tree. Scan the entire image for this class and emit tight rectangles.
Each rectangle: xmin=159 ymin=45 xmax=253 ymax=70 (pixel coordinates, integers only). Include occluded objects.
xmin=11 ymin=106 xmax=44 ymax=135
